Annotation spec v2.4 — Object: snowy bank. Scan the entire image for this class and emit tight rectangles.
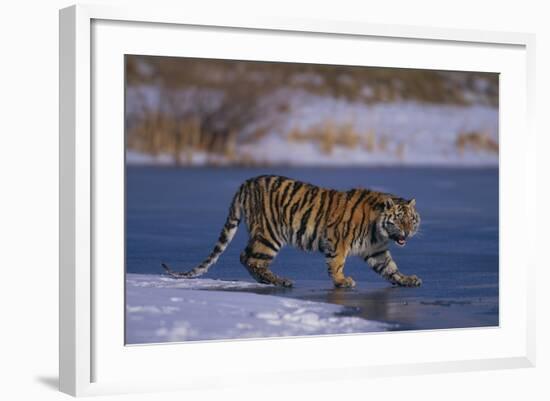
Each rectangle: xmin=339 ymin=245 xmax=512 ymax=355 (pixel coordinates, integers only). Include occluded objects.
xmin=126 ymin=88 xmax=499 ymax=167
xmin=126 ymin=274 xmax=392 ymax=344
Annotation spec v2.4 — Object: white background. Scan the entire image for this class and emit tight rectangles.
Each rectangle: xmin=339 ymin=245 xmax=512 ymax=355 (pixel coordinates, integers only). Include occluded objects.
xmin=0 ymin=0 xmax=547 ymax=400
xmin=92 ymin=18 xmax=528 ymax=388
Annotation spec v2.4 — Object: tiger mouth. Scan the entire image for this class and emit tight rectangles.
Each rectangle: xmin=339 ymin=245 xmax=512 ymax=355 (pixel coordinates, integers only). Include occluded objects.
xmin=391 ymin=235 xmax=407 ymax=246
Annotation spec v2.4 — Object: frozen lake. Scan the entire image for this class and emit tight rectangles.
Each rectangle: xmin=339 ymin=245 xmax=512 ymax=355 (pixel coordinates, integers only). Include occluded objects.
xmin=126 ymin=166 xmax=498 ymax=342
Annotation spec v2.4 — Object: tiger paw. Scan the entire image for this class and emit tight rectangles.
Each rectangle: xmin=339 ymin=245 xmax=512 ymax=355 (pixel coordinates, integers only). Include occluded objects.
xmin=276 ymin=278 xmax=294 ymax=288
xmin=399 ymin=274 xmax=422 ymax=287
xmin=335 ymin=276 xmax=356 ymax=288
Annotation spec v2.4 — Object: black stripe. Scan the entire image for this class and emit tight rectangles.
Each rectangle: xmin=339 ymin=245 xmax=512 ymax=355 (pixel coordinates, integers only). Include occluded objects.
xmin=374 ymin=201 xmax=386 ymax=212
xmin=268 ymin=178 xmax=284 ymax=239
xmin=289 ymin=181 xmax=304 ymax=199
xmin=324 ymin=190 xmax=336 ymax=222
xmin=299 ymin=186 xmax=313 ymax=209
xmin=229 ymin=190 xmax=241 ymax=221
xmin=369 ymin=221 xmax=379 ymax=244
xmin=225 ymin=222 xmax=238 ymax=230
xmin=279 ymin=179 xmax=292 ymax=206
xmin=257 ymin=236 xmax=279 ymax=252
xmin=307 ymin=191 xmax=328 ymax=250
xmin=306 ymin=187 xmax=319 ymax=206
xmin=289 ymin=202 xmax=300 ymax=218
xmin=251 ymin=184 xmax=262 ymax=226
xmin=344 ymin=191 xmax=369 ymax=238
xmin=243 ymin=183 xmax=253 ymax=225
xmin=327 ymin=192 xmax=348 ymax=228
xmin=353 ymin=208 xmax=367 ymax=245
xmin=287 ymin=202 xmax=301 ymax=242
xmin=374 ymin=258 xmax=389 ymax=273
xmin=366 ymin=249 xmax=387 ymax=260
xmin=346 ymin=189 xmax=357 ymax=201
xmin=349 ymin=191 xmax=369 ymax=219
xmin=277 ymin=180 xmax=293 ymax=231
xmin=262 ymin=215 xmax=282 ymax=249
xmin=263 ymin=176 xmax=274 ymax=197
xmin=248 ymin=252 xmax=274 ymax=261
xmin=296 ymin=206 xmax=314 ymax=246
xmin=282 ymin=182 xmax=303 ymax=217
xmin=243 ymin=185 xmax=251 ymax=217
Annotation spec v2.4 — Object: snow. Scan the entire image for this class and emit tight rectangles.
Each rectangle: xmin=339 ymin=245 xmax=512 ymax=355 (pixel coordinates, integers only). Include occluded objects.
xmin=126 ymin=150 xmax=225 ymax=167
xmin=243 ymin=95 xmax=499 ymax=166
xmin=126 ymin=151 xmax=174 ymax=166
xmin=126 ymin=273 xmax=393 ymax=344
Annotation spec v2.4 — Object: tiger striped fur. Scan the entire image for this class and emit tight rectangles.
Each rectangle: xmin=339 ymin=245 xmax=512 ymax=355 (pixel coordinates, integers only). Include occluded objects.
xmin=162 ymin=175 xmax=422 ymax=288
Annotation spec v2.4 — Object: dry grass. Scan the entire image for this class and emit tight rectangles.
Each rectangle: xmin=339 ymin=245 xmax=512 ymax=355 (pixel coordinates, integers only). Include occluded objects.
xmin=128 ymin=113 xmax=240 ymax=165
xmin=288 ymin=122 xmax=359 ymax=154
xmin=456 ymin=131 xmax=499 ymax=154
xmin=126 ymin=78 xmax=282 ymax=165
xmin=288 ymin=121 xmax=390 ymax=155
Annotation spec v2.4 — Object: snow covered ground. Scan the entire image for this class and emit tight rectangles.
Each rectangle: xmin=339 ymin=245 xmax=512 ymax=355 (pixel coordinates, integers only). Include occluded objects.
xmin=126 ymin=87 xmax=498 ymax=167
xmin=126 ymin=274 xmax=393 ymax=344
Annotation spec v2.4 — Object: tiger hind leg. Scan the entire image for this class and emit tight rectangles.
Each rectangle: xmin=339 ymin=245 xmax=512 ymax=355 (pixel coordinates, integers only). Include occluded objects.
xmin=240 ymin=238 xmax=292 ymax=288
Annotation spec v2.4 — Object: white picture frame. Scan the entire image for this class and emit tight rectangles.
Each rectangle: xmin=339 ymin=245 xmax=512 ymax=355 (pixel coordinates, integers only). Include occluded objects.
xmin=59 ymin=3 xmax=536 ymax=397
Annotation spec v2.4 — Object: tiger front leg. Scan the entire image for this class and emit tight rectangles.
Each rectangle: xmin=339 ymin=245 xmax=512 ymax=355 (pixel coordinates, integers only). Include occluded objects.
xmin=366 ymin=250 xmax=422 ymax=287
xmin=326 ymin=253 xmax=356 ymax=288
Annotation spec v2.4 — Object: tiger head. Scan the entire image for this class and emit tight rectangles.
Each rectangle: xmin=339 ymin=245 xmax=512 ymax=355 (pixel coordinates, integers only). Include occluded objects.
xmin=379 ymin=197 xmax=420 ymax=247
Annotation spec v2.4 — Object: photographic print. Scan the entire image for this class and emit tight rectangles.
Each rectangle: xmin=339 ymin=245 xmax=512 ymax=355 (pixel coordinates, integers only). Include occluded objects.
xmin=125 ymin=55 xmax=499 ymax=344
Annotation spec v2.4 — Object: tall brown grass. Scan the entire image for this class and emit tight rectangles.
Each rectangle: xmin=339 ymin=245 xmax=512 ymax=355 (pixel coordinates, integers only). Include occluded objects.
xmin=288 ymin=122 xmax=390 ymax=155
xmin=456 ymin=131 xmax=499 ymax=155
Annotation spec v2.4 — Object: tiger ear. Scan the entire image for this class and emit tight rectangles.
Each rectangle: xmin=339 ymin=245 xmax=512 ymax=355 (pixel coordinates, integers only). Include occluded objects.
xmin=408 ymin=198 xmax=416 ymax=207
xmin=384 ymin=198 xmax=395 ymax=209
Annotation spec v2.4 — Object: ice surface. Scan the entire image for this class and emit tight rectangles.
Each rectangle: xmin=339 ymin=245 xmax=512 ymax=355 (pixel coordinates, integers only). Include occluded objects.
xmin=127 ymin=273 xmax=273 ymax=290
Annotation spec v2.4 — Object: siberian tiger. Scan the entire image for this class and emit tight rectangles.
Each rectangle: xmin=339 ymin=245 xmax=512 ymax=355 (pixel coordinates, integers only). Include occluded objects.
xmin=162 ymin=175 xmax=422 ymax=288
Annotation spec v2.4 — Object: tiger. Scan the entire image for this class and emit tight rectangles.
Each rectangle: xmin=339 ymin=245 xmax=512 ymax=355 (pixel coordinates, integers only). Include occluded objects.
xmin=162 ymin=175 xmax=422 ymax=288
